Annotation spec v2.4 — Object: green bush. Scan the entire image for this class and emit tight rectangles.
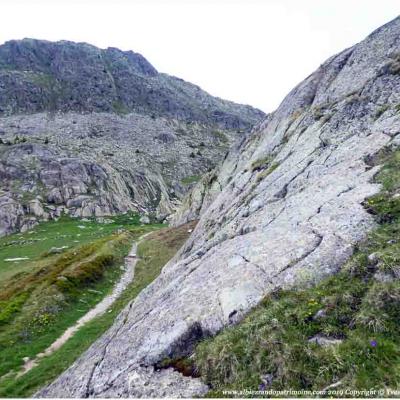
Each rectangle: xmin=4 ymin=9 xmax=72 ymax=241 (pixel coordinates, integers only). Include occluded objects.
xmin=0 ymin=292 xmax=30 ymax=325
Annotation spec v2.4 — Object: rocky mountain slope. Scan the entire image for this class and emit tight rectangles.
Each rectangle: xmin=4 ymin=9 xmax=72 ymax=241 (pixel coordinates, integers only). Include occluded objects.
xmin=39 ymin=17 xmax=400 ymax=397
xmin=0 ymin=39 xmax=264 ymax=236
xmin=0 ymin=38 xmax=262 ymax=128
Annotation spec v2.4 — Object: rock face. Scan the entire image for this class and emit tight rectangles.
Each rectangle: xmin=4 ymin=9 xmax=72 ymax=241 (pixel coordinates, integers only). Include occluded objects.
xmin=38 ymin=18 xmax=400 ymax=398
xmin=0 ymin=39 xmax=264 ymax=236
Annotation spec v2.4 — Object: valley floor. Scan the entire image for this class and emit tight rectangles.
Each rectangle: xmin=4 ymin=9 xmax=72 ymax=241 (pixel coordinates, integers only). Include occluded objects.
xmin=0 ymin=214 xmax=195 ymax=397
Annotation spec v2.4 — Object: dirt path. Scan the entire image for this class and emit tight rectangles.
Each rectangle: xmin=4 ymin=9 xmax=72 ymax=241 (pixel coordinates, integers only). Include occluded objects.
xmin=18 ymin=233 xmax=150 ymax=377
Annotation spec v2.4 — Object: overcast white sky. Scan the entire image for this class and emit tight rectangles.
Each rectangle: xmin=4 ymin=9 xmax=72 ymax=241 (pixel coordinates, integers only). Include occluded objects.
xmin=0 ymin=0 xmax=399 ymax=112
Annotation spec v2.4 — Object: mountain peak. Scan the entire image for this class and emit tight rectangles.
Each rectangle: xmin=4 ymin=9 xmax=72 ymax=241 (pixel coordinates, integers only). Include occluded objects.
xmin=0 ymin=38 xmax=264 ymax=128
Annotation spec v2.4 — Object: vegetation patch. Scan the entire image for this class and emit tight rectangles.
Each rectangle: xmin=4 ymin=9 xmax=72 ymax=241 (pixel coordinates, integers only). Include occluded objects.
xmin=181 ymin=175 xmax=201 ymax=186
xmin=195 ymin=271 xmax=399 ymax=396
xmin=212 ymin=130 xmax=229 ymax=144
xmin=256 ymin=162 xmax=279 ymax=182
xmin=385 ymin=53 xmax=400 ymax=75
xmin=312 ymin=106 xmax=324 ymax=120
xmin=156 ymin=356 xmax=200 ymax=378
xmin=0 ymin=292 xmax=30 ymax=326
xmin=191 ymin=148 xmax=400 ymax=396
xmin=250 ymin=156 xmax=274 ymax=172
xmin=374 ymin=104 xmax=390 ymax=120
xmin=27 ymin=73 xmax=55 ymax=89
xmin=112 ymin=100 xmax=129 ymax=115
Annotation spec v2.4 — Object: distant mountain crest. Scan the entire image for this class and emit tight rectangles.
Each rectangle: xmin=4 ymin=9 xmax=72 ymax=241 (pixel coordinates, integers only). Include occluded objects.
xmin=0 ymin=38 xmax=264 ymax=129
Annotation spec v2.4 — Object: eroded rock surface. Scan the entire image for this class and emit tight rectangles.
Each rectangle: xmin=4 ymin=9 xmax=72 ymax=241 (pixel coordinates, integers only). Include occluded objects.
xmin=38 ymin=17 xmax=400 ymax=398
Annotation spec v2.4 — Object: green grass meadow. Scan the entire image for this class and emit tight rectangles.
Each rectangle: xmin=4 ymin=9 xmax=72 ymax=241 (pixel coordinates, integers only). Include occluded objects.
xmin=0 ymin=215 xmax=195 ymax=397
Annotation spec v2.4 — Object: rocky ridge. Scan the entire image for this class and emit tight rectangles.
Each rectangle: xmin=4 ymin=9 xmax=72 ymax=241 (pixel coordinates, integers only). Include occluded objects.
xmin=39 ymin=17 xmax=400 ymax=398
xmin=0 ymin=38 xmax=263 ymax=129
xmin=0 ymin=39 xmax=264 ymax=236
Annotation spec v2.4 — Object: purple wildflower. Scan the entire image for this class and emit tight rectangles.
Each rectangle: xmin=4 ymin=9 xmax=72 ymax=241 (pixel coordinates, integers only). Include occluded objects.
xmin=259 ymin=383 xmax=266 ymax=391
xmin=370 ymin=340 xmax=377 ymax=347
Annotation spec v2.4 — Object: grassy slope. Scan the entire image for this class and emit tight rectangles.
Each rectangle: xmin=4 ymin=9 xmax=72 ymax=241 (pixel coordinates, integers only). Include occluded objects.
xmin=0 ymin=213 xmax=143 ymax=282
xmin=0 ymin=220 xmax=196 ymax=397
xmin=0 ymin=214 xmax=161 ymax=388
xmin=192 ymin=148 xmax=400 ymax=396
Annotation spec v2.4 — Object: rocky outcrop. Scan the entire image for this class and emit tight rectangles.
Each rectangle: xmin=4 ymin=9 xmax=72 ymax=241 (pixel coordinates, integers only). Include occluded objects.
xmin=38 ymin=17 xmax=400 ymax=398
xmin=0 ymin=112 xmax=244 ymax=235
xmin=0 ymin=39 xmax=265 ymax=236
xmin=0 ymin=38 xmax=264 ymax=129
